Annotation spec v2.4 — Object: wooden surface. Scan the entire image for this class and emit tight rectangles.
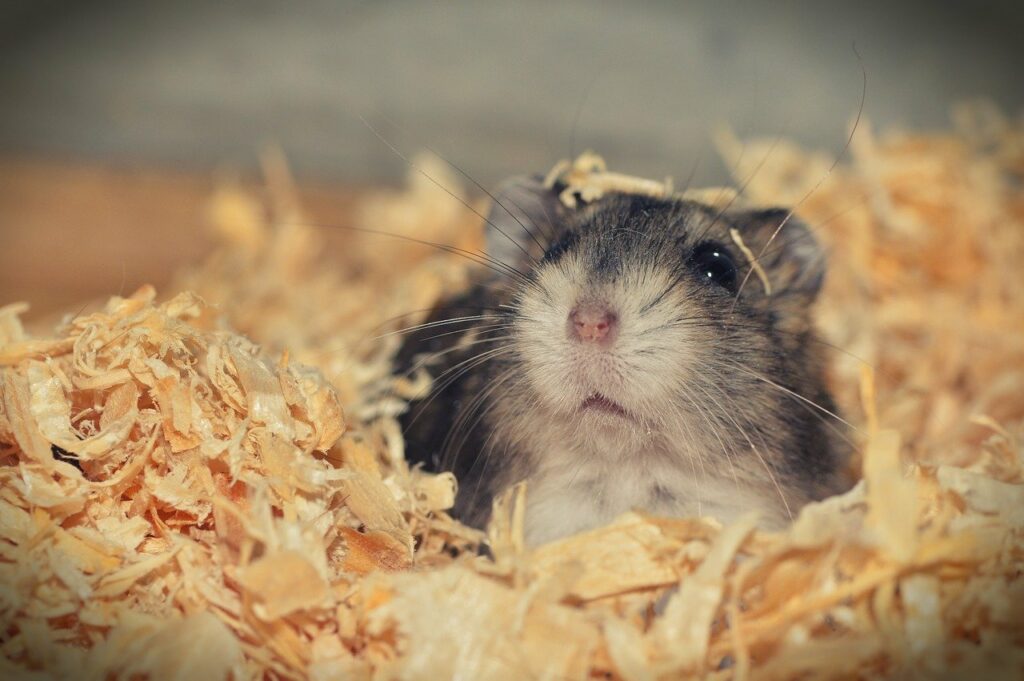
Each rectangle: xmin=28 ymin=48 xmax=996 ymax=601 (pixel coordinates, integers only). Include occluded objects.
xmin=0 ymin=157 xmax=362 ymax=323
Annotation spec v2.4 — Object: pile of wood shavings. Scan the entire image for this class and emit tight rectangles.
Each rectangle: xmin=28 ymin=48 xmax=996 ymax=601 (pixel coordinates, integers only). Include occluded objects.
xmin=2 ymin=108 xmax=1024 ymax=680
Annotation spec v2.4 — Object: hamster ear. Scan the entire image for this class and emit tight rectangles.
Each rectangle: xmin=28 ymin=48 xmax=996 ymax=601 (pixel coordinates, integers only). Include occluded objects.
xmin=484 ymin=176 xmax=564 ymax=269
xmin=728 ymin=208 xmax=826 ymax=298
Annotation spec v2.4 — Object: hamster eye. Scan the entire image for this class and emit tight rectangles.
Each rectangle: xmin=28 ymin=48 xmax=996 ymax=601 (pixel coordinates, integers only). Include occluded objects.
xmin=542 ymin=231 xmax=579 ymax=264
xmin=689 ymin=241 xmax=738 ymax=290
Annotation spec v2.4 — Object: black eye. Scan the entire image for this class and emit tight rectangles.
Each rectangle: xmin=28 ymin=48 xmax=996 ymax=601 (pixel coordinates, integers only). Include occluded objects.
xmin=542 ymin=231 xmax=578 ymax=264
xmin=689 ymin=241 xmax=738 ymax=290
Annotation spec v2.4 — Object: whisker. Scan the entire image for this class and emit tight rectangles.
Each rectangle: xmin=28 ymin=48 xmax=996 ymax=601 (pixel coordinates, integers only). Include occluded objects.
xmin=670 ymin=388 xmax=718 ymax=516
xmin=441 ymin=368 xmax=518 ymax=480
xmin=696 ymin=378 xmax=793 ymax=521
xmin=371 ymin=314 xmax=503 ymax=341
xmin=730 ymin=48 xmax=868 ymax=310
xmin=657 ymin=314 xmax=883 ymax=377
xmin=369 ymin=112 xmax=555 ymax=248
xmin=402 ymin=332 xmax=515 ymax=380
xmin=691 ymin=133 xmax=787 ymax=249
xmin=358 ymin=113 xmax=540 ymax=268
xmin=458 ymin=382 xmax=524 ymax=523
xmin=402 ymin=345 xmax=516 ymax=432
xmin=676 ymin=385 xmax=741 ymax=495
xmin=292 ymin=218 xmax=536 ymax=286
xmin=721 ymin=360 xmax=860 ymax=432
xmin=438 ymin=157 xmax=552 ymax=253
xmin=742 ymin=196 xmax=868 ymax=268
xmin=412 ymin=323 xmax=512 ymax=345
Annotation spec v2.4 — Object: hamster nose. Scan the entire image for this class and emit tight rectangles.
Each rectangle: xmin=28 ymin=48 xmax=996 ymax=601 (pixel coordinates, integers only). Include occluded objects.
xmin=569 ymin=306 xmax=618 ymax=344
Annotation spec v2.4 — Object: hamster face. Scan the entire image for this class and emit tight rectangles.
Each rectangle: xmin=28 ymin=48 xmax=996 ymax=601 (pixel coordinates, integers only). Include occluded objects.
xmin=515 ymin=197 xmax=749 ymax=454
xmin=398 ymin=179 xmax=851 ymax=544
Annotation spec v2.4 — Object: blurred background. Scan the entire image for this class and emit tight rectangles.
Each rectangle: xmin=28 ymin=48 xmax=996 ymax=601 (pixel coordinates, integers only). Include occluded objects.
xmin=1 ymin=0 xmax=1022 ymax=319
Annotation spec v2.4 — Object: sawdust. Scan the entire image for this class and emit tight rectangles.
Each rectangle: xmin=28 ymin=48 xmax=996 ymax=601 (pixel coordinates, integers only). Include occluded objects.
xmin=1 ymin=106 xmax=1023 ymax=679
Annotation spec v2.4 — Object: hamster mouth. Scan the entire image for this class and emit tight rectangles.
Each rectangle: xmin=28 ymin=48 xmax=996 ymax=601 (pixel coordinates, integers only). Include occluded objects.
xmin=580 ymin=393 xmax=630 ymax=418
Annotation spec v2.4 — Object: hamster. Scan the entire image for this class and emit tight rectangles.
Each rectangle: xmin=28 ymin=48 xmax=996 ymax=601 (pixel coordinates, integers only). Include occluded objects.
xmin=397 ymin=171 xmax=851 ymax=545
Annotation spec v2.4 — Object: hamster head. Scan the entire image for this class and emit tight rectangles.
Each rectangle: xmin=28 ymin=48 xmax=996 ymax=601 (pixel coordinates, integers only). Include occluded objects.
xmin=480 ymin=177 xmax=845 ymax=531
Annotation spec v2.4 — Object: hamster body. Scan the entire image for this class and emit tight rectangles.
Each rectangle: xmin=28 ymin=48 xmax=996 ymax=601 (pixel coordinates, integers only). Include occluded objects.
xmin=398 ymin=175 xmax=850 ymax=545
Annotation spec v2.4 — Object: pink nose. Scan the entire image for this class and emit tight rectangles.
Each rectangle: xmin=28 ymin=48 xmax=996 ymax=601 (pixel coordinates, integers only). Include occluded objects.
xmin=569 ymin=306 xmax=617 ymax=344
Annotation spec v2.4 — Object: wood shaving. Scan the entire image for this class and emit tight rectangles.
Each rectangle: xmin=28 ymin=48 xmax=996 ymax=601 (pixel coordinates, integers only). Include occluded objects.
xmin=729 ymin=227 xmax=773 ymax=295
xmin=2 ymin=107 xmax=1024 ymax=679
xmin=545 ymin=150 xmax=675 ymax=207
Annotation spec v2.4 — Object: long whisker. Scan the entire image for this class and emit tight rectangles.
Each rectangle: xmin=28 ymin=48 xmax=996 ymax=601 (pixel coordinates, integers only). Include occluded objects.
xmin=742 ymin=196 xmax=867 ymax=268
xmin=371 ymin=314 xmax=502 ymax=340
xmin=649 ymin=311 xmax=884 ymax=378
xmin=676 ymin=385 xmax=741 ymax=495
xmin=402 ymin=345 xmax=516 ymax=431
xmin=369 ymin=112 xmax=555 ymax=248
xmin=670 ymin=388 xmax=718 ymax=516
xmin=730 ymin=47 xmax=868 ymax=311
xmin=715 ymin=361 xmax=859 ymax=450
xmin=409 ymin=322 xmax=512 ymax=346
xmin=294 ymin=311 xmax=509 ymax=366
xmin=358 ymin=113 xmax=540 ymax=268
xmin=295 ymin=217 xmax=536 ymax=286
xmin=696 ymin=377 xmax=793 ymax=521
xmin=402 ymin=332 xmax=514 ymax=381
xmin=691 ymin=133 xmax=787 ymax=249
xmin=435 ymin=155 xmax=552 ymax=253
xmin=441 ymin=368 xmax=517 ymax=478
xmin=457 ymin=376 xmax=524 ymax=522
xmin=721 ymin=359 xmax=860 ymax=432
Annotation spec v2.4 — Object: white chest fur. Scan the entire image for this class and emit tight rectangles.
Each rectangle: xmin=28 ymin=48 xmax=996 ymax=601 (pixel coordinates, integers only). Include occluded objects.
xmin=521 ymin=444 xmax=780 ymax=545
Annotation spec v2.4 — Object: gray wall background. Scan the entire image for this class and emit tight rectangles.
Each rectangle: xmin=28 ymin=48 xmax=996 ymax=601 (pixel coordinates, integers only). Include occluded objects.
xmin=1 ymin=0 xmax=1021 ymax=187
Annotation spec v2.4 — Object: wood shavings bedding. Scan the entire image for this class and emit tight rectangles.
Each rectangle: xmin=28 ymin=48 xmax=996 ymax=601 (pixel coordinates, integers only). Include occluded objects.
xmin=1 ymin=105 xmax=1023 ymax=679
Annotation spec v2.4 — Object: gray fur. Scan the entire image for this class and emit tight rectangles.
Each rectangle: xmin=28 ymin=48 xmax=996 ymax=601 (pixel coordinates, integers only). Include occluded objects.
xmin=398 ymin=179 xmax=851 ymax=545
